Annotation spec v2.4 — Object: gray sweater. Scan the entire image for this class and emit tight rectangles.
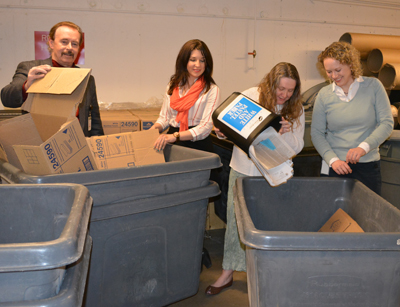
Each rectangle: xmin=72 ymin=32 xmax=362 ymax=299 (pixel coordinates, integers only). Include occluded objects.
xmin=311 ymin=77 xmax=393 ymax=164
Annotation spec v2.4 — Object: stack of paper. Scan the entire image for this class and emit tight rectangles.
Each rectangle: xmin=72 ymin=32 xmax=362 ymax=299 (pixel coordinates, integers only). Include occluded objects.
xmin=249 ymin=127 xmax=296 ymax=187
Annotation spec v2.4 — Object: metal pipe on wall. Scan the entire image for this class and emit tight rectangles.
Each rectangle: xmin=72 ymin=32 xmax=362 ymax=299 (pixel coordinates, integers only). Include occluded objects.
xmin=340 ymin=32 xmax=400 ymax=60
xmin=367 ymin=48 xmax=400 ymax=73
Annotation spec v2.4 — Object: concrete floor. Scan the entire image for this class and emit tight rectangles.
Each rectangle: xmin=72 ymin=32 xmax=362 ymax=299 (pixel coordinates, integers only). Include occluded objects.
xmin=169 ymin=228 xmax=250 ymax=307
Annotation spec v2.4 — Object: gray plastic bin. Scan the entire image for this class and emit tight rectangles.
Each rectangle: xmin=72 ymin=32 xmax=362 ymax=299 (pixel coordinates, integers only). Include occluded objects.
xmin=0 ymin=184 xmax=92 ymax=303
xmin=0 ymin=144 xmax=221 ymax=205
xmin=0 ymin=236 xmax=92 ymax=307
xmin=380 ymin=130 xmax=400 ymax=210
xmin=0 ymin=145 xmax=221 ymax=307
xmin=234 ymin=177 xmax=400 ymax=307
xmin=86 ymin=181 xmax=220 ymax=307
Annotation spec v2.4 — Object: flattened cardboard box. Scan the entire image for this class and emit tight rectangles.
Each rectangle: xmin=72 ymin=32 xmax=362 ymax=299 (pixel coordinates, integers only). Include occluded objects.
xmin=100 ymin=110 xmax=140 ymax=135
xmin=0 ymin=67 xmax=97 ymax=175
xmin=318 ymin=208 xmax=364 ymax=233
xmin=87 ymin=129 xmax=164 ymax=170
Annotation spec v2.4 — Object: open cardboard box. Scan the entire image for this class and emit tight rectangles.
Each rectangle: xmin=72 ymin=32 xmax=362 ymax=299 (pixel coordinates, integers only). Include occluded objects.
xmin=0 ymin=68 xmax=97 ymax=175
xmin=87 ymin=129 xmax=164 ymax=170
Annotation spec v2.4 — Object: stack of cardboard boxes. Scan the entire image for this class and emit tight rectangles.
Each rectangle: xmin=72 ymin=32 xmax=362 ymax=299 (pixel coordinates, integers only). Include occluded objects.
xmin=0 ymin=68 xmax=164 ymax=176
xmin=99 ymin=108 xmax=161 ymax=134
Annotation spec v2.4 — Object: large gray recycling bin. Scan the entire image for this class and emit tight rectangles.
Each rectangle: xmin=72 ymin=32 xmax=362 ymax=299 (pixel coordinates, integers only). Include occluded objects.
xmin=0 ymin=144 xmax=222 ymax=307
xmin=380 ymin=130 xmax=400 ymax=210
xmin=234 ymin=177 xmax=400 ymax=307
xmin=87 ymin=181 xmax=220 ymax=307
xmin=0 ymin=144 xmax=221 ymax=204
xmin=0 ymin=184 xmax=92 ymax=306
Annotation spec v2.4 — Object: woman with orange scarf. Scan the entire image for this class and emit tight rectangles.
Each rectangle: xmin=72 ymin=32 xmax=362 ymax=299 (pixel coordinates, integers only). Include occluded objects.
xmin=151 ymin=39 xmax=220 ymax=152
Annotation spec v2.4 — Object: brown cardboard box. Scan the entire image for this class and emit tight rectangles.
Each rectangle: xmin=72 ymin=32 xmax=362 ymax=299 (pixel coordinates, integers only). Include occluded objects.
xmin=318 ymin=208 xmax=364 ymax=233
xmin=0 ymin=67 xmax=97 ymax=175
xmin=87 ymin=129 xmax=164 ymax=170
xmin=130 ymin=108 xmax=161 ymax=130
xmin=100 ymin=110 xmax=140 ymax=134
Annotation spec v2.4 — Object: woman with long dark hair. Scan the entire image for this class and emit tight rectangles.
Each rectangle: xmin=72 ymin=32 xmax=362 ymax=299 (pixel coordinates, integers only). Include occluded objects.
xmin=151 ymin=39 xmax=220 ymax=152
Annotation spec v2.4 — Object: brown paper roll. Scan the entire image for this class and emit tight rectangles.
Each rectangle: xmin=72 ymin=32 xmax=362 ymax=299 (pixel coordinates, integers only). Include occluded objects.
xmin=398 ymin=106 xmax=400 ymax=125
xmin=367 ymin=49 xmax=400 ymax=73
xmin=340 ymin=33 xmax=400 ymax=60
xmin=361 ymin=60 xmax=378 ymax=77
xmin=378 ymin=63 xmax=400 ymax=90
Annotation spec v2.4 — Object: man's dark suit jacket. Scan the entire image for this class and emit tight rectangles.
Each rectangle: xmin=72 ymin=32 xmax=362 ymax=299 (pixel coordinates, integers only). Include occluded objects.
xmin=1 ymin=58 xmax=104 ymax=137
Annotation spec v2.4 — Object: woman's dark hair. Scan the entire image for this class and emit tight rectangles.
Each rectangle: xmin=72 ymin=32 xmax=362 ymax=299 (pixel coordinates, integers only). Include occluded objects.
xmin=167 ymin=39 xmax=216 ymax=95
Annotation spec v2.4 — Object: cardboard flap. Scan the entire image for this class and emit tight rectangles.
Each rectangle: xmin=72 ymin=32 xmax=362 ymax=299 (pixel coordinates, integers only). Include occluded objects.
xmin=25 ymin=67 xmax=91 ymax=120
xmin=318 ymin=209 xmax=364 ymax=233
xmin=132 ymin=129 xmax=164 ymax=166
xmin=31 ymin=113 xmax=72 ymax=142
xmin=0 ymin=143 xmax=7 ymax=162
xmin=0 ymin=114 xmax=42 ymax=170
xmin=88 ymin=129 xmax=164 ymax=170
xmin=27 ymin=67 xmax=91 ymax=94
xmin=13 ymin=145 xmax=51 ymax=175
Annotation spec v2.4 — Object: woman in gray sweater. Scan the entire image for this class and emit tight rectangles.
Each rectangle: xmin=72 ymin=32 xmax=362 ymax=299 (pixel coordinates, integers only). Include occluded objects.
xmin=311 ymin=41 xmax=393 ymax=194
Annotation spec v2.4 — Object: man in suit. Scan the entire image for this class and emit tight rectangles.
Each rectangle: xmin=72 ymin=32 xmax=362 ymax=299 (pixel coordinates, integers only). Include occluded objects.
xmin=1 ymin=21 xmax=103 ymax=136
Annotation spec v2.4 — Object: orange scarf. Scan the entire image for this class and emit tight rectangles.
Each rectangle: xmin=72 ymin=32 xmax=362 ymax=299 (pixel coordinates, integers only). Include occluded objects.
xmin=170 ymin=76 xmax=205 ymax=132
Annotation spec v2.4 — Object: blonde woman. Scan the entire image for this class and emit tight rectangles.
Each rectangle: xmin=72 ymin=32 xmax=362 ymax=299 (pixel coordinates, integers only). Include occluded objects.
xmin=311 ymin=41 xmax=393 ymax=194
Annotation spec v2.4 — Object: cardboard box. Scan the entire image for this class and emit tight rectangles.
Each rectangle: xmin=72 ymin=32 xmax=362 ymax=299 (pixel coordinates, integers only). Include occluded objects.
xmin=100 ymin=110 xmax=140 ymax=135
xmin=318 ymin=208 xmax=364 ymax=233
xmin=0 ymin=67 xmax=97 ymax=175
xmin=130 ymin=108 xmax=160 ymax=130
xmin=87 ymin=129 xmax=164 ymax=170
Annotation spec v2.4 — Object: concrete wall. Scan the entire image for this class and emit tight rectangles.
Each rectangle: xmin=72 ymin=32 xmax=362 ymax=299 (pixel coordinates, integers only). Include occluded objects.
xmin=1 ymin=0 xmax=400 ymax=108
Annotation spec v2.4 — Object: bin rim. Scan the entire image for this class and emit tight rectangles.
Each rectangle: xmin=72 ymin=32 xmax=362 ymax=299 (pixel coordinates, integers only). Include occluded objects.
xmin=90 ymin=181 xmax=220 ymax=222
xmin=0 ymin=236 xmax=92 ymax=307
xmin=0 ymin=184 xmax=92 ymax=272
xmin=381 ymin=156 xmax=400 ymax=163
xmin=0 ymin=144 xmax=222 ymax=185
xmin=234 ymin=177 xmax=400 ymax=252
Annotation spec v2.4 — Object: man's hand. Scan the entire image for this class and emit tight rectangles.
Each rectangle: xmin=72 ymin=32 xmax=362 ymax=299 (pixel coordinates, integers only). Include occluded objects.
xmin=25 ymin=65 xmax=52 ymax=91
xmin=346 ymin=147 xmax=366 ymax=164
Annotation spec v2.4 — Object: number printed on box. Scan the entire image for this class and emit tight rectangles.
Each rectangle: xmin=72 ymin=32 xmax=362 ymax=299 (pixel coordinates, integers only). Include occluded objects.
xmin=44 ymin=143 xmax=60 ymax=169
xmin=121 ymin=122 xmax=138 ymax=127
xmin=95 ymin=139 xmax=105 ymax=159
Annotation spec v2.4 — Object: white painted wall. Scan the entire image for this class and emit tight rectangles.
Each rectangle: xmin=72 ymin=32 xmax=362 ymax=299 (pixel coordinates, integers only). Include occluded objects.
xmin=1 ymin=0 xmax=400 ymax=108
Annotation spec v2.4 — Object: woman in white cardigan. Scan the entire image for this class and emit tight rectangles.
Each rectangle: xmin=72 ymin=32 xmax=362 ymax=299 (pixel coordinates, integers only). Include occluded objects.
xmin=206 ymin=62 xmax=305 ymax=295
